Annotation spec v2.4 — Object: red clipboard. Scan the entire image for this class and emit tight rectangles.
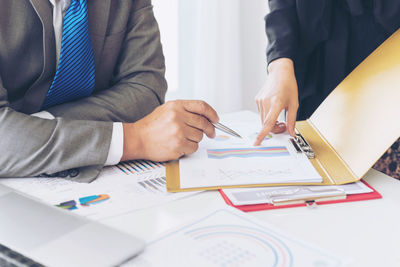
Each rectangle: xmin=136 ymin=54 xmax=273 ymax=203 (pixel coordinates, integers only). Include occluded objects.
xmin=219 ymin=180 xmax=382 ymax=212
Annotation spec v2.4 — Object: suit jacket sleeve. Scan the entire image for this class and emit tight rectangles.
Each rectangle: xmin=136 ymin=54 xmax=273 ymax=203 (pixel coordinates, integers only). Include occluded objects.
xmin=0 ymin=75 xmax=113 ymax=182
xmin=265 ymin=0 xmax=299 ymax=65
xmin=46 ymin=0 xmax=167 ymax=123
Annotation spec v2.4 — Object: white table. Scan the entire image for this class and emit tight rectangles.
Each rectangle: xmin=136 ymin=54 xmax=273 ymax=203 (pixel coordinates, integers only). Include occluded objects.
xmin=103 ymin=169 xmax=400 ymax=267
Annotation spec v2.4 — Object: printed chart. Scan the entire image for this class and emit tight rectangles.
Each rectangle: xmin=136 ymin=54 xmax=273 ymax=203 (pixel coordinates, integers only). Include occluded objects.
xmin=184 ymin=225 xmax=293 ymax=266
xmin=57 ymin=200 xmax=78 ymax=210
xmin=57 ymin=194 xmax=110 ymax=210
xmin=214 ymin=135 xmax=231 ymax=141
xmin=125 ymin=208 xmax=343 ymax=267
xmin=218 ymin=168 xmax=292 ymax=182
xmin=80 ymin=194 xmax=110 ymax=206
xmin=251 ymin=133 xmax=273 ymax=141
xmin=116 ymin=160 xmax=164 ymax=175
xmin=179 ymin=115 xmax=322 ymax=188
xmin=136 ymin=176 xmax=167 ymax=193
xmin=214 ymin=132 xmax=272 ymax=144
xmin=207 ymin=146 xmax=290 ymax=159
xmin=0 ymin=163 xmax=198 ymax=220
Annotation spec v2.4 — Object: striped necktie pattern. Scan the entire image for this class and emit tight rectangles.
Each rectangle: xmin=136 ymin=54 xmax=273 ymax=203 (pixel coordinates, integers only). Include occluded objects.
xmin=42 ymin=0 xmax=95 ymax=109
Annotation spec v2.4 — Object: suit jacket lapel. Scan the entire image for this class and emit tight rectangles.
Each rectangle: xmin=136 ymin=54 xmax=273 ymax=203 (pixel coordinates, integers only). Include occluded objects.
xmin=24 ymin=0 xmax=57 ymax=113
xmin=88 ymin=0 xmax=111 ymax=75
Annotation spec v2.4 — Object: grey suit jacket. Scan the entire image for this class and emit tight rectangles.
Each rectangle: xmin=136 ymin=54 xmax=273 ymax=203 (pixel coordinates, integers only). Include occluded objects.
xmin=0 ymin=0 xmax=167 ymax=182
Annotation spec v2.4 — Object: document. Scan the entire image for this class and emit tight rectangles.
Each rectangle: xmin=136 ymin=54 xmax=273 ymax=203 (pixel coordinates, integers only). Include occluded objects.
xmin=179 ymin=113 xmax=322 ymax=189
xmin=0 ymin=161 xmax=198 ymax=220
xmin=222 ymin=181 xmax=373 ymax=206
xmin=124 ymin=208 xmax=345 ymax=267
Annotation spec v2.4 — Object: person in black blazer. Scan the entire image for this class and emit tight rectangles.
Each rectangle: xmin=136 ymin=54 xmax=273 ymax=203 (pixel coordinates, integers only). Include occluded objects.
xmin=255 ymin=0 xmax=399 ymax=178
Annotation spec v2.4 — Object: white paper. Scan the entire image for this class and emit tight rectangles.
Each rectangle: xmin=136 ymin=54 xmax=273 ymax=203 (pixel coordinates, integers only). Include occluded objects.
xmin=124 ymin=208 xmax=345 ymax=267
xmin=0 ymin=161 xmax=198 ymax=220
xmin=179 ymin=114 xmax=322 ymax=189
xmin=222 ymin=181 xmax=373 ymax=206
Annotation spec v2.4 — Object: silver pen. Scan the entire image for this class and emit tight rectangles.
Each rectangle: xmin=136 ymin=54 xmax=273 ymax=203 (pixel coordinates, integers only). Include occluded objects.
xmin=212 ymin=122 xmax=242 ymax=138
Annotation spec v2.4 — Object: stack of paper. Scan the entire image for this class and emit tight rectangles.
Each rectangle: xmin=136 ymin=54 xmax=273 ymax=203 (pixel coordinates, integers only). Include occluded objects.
xmin=0 ymin=161 xmax=198 ymax=220
xmin=124 ymin=208 xmax=346 ymax=267
xmin=179 ymin=112 xmax=322 ymax=190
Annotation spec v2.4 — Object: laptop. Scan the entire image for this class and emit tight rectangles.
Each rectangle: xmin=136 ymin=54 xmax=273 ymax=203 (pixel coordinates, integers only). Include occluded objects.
xmin=0 ymin=183 xmax=144 ymax=267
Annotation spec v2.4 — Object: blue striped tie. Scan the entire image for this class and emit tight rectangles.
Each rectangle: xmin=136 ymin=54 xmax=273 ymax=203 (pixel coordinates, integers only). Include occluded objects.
xmin=42 ymin=0 xmax=95 ymax=109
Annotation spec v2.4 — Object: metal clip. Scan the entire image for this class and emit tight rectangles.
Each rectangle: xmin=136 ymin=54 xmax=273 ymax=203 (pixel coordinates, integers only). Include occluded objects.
xmin=270 ymin=188 xmax=346 ymax=206
xmin=305 ymin=200 xmax=318 ymax=208
xmin=290 ymin=133 xmax=315 ymax=159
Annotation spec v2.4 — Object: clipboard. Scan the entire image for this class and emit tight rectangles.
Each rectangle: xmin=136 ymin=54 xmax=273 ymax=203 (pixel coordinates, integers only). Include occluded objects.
xmin=219 ymin=180 xmax=382 ymax=212
xmin=166 ymin=29 xmax=400 ymax=192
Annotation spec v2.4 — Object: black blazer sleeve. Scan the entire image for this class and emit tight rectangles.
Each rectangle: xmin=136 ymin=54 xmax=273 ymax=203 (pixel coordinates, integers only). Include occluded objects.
xmin=265 ymin=0 xmax=299 ymax=65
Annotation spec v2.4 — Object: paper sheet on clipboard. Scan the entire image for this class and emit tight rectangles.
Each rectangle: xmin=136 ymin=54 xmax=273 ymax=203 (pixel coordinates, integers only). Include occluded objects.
xmin=178 ymin=114 xmax=322 ymax=190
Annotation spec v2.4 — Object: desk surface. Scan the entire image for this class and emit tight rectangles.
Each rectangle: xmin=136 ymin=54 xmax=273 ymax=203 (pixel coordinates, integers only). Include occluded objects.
xmin=103 ymin=169 xmax=400 ymax=267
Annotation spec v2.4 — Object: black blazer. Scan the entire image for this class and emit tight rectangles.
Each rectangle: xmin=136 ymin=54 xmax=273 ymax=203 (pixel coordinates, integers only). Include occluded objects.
xmin=265 ymin=0 xmax=400 ymax=119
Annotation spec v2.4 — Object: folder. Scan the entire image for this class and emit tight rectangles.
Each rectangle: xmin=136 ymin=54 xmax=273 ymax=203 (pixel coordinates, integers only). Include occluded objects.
xmin=166 ymin=29 xmax=400 ymax=192
xmin=219 ymin=180 xmax=382 ymax=212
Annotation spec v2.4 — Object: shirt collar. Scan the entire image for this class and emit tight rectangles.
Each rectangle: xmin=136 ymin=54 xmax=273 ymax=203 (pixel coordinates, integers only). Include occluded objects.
xmin=48 ymin=0 xmax=72 ymax=12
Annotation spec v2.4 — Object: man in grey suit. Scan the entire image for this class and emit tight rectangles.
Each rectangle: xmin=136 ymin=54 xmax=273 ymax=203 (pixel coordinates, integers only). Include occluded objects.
xmin=0 ymin=0 xmax=219 ymax=182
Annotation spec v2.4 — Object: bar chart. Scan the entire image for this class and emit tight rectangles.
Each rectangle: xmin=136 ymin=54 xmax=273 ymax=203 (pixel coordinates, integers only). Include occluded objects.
xmin=115 ymin=160 xmax=164 ymax=175
xmin=136 ymin=176 xmax=167 ymax=193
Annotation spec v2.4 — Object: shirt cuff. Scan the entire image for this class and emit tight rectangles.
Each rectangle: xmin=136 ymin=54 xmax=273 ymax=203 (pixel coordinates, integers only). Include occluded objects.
xmin=105 ymin=122 xmax=124 ymax=166
xmin=31 ymin=111 xmax=55 ymax=120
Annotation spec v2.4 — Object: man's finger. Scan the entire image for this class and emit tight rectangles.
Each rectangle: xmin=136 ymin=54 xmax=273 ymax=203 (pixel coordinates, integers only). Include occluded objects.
xmin=183 ymin=125 xmax=204 ymax=143
xmin=184 ymin=112 xmax=216 ymax=138
xmin=254 ymin=106 xmax=282 ymax=146
xmin=286 ymin=104 xmax=298 ymax=136
xmin=182 ymin=100 xmax=219 ymax=123
xmin=181 ymin=140 xmax=199 ymax=157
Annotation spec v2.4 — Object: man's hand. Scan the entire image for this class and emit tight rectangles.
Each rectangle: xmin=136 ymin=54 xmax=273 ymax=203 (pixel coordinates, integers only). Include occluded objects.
xmin=254 ymin=58 xmax=299 ymax=145
xmin=121 ymin=100 xmax=219 ymax=162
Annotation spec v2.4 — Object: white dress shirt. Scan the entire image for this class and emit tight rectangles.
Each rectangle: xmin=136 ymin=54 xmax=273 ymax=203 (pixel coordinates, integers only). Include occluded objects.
xmin=32 ymin=0 xmax=124 ymax=166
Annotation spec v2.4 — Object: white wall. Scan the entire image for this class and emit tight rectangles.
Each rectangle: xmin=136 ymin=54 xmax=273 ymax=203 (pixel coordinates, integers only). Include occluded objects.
xmin=239 ymin=1 xmax=269 ymax=112
xmin=153 ymin=0 xmax=269 ymax=114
